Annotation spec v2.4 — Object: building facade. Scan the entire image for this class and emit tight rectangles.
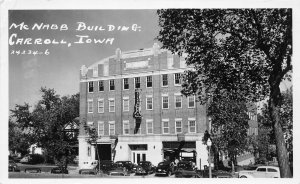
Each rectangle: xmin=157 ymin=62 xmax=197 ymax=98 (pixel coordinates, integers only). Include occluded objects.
xmin=78 ymin=43 xmax=210 ymax=169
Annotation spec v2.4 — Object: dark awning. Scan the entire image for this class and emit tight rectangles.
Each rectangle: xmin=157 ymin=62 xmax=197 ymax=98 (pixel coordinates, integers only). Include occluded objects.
xmin=162 ymin=141 xmax=196 ymax=149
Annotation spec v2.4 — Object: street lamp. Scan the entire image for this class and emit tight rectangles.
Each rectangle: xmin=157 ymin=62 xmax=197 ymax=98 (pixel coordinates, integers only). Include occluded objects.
xmin=207 ymin=138 xmax=212 ymax=178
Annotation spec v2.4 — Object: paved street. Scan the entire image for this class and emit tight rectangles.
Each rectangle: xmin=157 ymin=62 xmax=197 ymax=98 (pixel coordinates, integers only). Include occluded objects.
xmin=9 ymin=171 xmax=176 ymax=178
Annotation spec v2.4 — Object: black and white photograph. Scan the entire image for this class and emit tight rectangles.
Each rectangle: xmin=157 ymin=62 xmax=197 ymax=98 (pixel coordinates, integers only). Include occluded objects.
xmin=1 ymin=0 xmax=299 ymax=182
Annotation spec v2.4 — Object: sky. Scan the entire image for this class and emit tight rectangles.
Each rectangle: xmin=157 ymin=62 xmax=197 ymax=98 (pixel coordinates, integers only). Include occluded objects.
xmin=9 ymin=10 xmax=160 ymax=110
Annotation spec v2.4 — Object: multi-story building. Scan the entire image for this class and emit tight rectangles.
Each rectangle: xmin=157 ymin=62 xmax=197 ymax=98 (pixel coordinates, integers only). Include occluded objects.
xmin=78 ymin=43 xmax=210 ymax=169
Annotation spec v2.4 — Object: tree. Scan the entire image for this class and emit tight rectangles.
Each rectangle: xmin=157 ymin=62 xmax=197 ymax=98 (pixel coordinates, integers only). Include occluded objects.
xmin=83 ymin=122 xmax=101 ymax=173
xmin=258 ymin=86 xmax=293 ymax=164
xmin=280 ymin=86 xmax=293 ymax=163
xmin=157 ymin=9 xmax=292 ymax=177
xmin=208 ymin=93 xmax=250 ymax=166
xmin=9 ymin=117 xmax=32 ymax=156
xmin=10 ymin=87 xmax=79 ymax=165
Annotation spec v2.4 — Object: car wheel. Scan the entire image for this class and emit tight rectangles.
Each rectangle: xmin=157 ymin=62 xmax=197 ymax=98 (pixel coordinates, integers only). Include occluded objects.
xmin=240 ymin=175 xmax=247 ymax=178
xmin=194 ymin=174 xmax=201 ymax=178
xmin=176 ymin=173 xmax=183 ymax=178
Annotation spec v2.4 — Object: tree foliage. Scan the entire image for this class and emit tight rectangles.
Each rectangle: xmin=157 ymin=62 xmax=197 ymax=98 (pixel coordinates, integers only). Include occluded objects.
xmin=208 ymin=94 xmax=250 ymax=165
xmin=258 ymin=86 xmax=293 ymax=162
xmin=10 ymin=87 xmax=79 ymax=164
xmin=9 ymin=117 xmax=32 ymax=155
xmin=157 ymin=9 xmax=292 ymax=177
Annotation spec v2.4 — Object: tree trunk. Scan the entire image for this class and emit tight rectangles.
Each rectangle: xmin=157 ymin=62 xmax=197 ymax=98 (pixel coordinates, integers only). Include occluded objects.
xmin=95 ymin=145 xmax=101 ymax=173
xmin=269 ymin=88 xmax=292 ymax=178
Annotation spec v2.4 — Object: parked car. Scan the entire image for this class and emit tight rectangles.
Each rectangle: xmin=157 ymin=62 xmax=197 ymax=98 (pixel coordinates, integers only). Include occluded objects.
xmin=100 ymin=160 xmax=115 ymax=174
xmin=135 ymin=161 xmax=156 ymax=175
xmin=155 ymin=161 xmax=175 ymax=176
xmin=108 ymin=163 xmax=130 ymax=176
xmin=79 ymin=160 xmax=98 ymax=174
xmin=9 ymin=155 xmax=21 ymax=163
xmin=212 ymin=170 xmax=232 ymax=178
xmin=51 ymin=166 xmax=69 ymax=174
xmin=202 ymin=169 xmax=232 ymax=178
xmin=9 ymin=160 xmax=20 ymax=172
xmin=115 ymin=161 xmax=135 ymax=173
xmin=24 ymin=167 xmax=42 ymax=173
xmin=238 ymin=166 xmax=280 ymax=178
xmin=174 ymin=161 xmax=200 ymax=178
xmin=19 ymin=154 xmax=44 ymax=164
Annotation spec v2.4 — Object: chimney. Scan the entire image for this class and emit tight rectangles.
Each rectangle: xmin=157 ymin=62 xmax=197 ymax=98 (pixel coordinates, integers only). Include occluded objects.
xmin=152 ymin=43 xmax=160 ymax=56
xmin=115 ymin=48 xmax=122 ymax=61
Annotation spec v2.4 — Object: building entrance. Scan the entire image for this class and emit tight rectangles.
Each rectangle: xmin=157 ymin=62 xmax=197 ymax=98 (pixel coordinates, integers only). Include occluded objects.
xmin=162 ymin=141 xmax=196 ymax=162
xmin=96 ymin=144 xmax=111 ymax=161
xmin=132 ymin=151 xmax=147 ymax=164
xmin=129 ymin=144 xmax=148 ymax=164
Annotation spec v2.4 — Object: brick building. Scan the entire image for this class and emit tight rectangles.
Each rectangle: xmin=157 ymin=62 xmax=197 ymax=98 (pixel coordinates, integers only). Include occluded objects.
xmin=78 ymin=43 xmax=210 ymax=169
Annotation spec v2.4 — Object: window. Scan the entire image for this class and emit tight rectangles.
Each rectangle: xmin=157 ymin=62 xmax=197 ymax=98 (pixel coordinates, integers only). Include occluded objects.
xmin=123 ymin=78 xmax=129 ymax=90
xmin=88 ymin=81 xmax=94 ymax=93
xmin=162 ymin=96 xmax=169 ymax=109
xmin=188 ymin=120 xmax=196 ymax=133
xmin=175 ymin=95 xmax=182 ymax=108
xmin=123 ymin=120 xmax=130 ymax=135
xmin=188 ymin=96 xmax=195 ymax=108
xmin=162 ymin=119 xmax=169 ymax=134
xmin=88 ymin=99 xmax=93 ymax=113
xmin=135 ymin=77 xmax=140 ymax=88
xmin=257 ymin=168 xmax=266 ymax=172
xmin=97 ymin=99 xmax=104 ymax=113
xmin=162 ymin=74 xmax=168 ymax=86
xmin=146 ymin=119 xmax=153 ymax=134
xmin=98 ymin=121 xmax=104 ymax=135
xmin=109 ymin=79 xmax=115 ymax=91
xmin=98 ymin=81 xmax=104 ymax=91
xmin=175 ymin=119 xmax=182 ymax=133
xmin=146 ymin=96 xmax=153 ymax=110
xmin=109 ymin=98 xmax=115 ymax=112
xmin=174 ymin=73 xmax=181 ymax=85
xmin=267 ymin=168 xmax=278 ymax=172
xmin=93 ymin=66 xmax=98 ymax=77
xmin=123 ymin=97 xmax=129 ymax=112
xmin=87 ymin=146 xmax=91 ymax=156
xmin=146 ymin=76 xmax=152 ymax=87
xmin=109 ymin=121 xmax=115 ymax=135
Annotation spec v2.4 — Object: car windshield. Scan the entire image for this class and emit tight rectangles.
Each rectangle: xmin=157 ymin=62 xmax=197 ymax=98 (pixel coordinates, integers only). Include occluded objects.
xmin=158 ymin=162 xmax=168 ymax=166
xmin=102 ymin=161 xmax=113 ymax=164
xmin=178 ymin=163 xmax=191 ymax=169
xmin=138 ymin=162 xmax=149 ymax=166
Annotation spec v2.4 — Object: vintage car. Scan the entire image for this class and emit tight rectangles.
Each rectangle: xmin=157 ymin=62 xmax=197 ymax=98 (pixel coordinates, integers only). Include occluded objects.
xmin=9 ymin=160 xmax=20 ymax=172
xmin=108 ymin=163 xmax=130 ymax=176
xmin=202 ymin=169 xmax=232 ymax=178
xmin=174 ymin=161 xmax=200 ymax=178
xmin=238 ymin=166 xmax=280 ymax=178
xmin=155 ymin=161 xmax=175 ymax=176
xmin=19 ymin=154 xmax=44 ymax=165
xmin=100 ymin=160 xmax=115 ymax=174
xmin=135 ymin=161 xmax=155 ymax=175
xmin=24 ymin=167 xmax=42 ymax=173
xmin=79 ymin=160 xmax=98 ymax=175
xmin=212 ymin=170 xmax=232 ymax=178
xmin=115 ymin=161 xmax=135 ymax=173
xmin=51 ymin=166 xmax=69 ymax=174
